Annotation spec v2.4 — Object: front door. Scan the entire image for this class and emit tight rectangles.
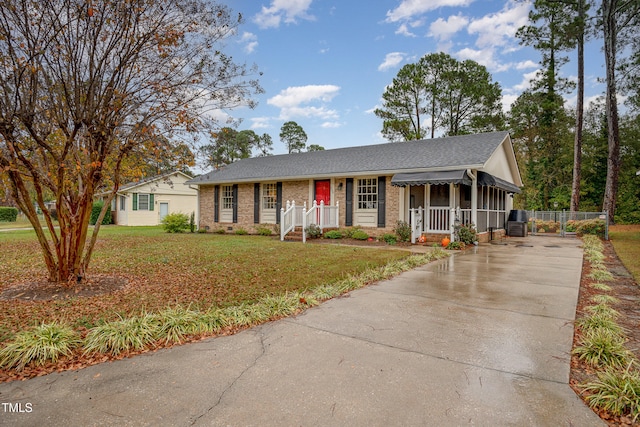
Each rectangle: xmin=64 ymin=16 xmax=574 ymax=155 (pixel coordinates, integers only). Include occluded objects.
xmin=159 ymin=202 xmax=169 ymax=222
xmin=315 ymin=180 xmax=331 ymax=205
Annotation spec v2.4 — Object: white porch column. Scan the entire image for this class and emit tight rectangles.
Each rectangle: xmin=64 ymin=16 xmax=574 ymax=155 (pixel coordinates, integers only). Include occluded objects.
xmin=468 ymin=169 xmax=478 ymax=227
xmin=449 ymin=183 xmax=456 ymax=241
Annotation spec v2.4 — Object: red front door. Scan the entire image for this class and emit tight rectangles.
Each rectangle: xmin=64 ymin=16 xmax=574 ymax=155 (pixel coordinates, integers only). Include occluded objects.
xmin=315 ymin=180 xmax=331 ymax=205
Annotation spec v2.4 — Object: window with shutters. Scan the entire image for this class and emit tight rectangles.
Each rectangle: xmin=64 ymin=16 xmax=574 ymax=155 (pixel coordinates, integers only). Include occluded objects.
xmin=357 ymin=178 xmax=377 ymax=209
xmin=222 ymin=185 xmax=233 ymax=210
xmin=262 ymin=183 xmax=277 ymax=209
xmin=138 ymin=194 xmax=150 ymax=210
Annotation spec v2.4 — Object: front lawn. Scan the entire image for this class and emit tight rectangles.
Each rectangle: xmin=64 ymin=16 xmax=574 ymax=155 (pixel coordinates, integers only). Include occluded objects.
xmin=0 ymin=226 xmax=412 ymax=340
xmin=609 ymin=224 xmax=640 ymax=282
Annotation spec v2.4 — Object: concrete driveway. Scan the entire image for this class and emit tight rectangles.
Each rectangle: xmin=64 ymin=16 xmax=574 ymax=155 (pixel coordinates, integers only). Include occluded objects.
xmin=0 ymin=236 xmax=604 ymax=426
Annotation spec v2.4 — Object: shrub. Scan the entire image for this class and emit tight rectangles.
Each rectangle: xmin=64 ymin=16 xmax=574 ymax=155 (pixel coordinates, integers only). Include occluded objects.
xmin=394 ymin=220 xmax=411 ymax=242
xmin=0 ymin=206 xmax=18 ymax=222
xmin=234 ymin=228 xmax=248 ymax=235
xmin=342 ymin=227 xmax=362 ymax=238
xmin=446 ymin=241 xmax=465 ymax=250
xmin=255 ymin=225 xmax=273 ymax=236
xmin=305 ymin=223 xmax=322 ymax=239
xmin=189 ymin=212 xmax=196 ymax=233
xmin=351 ymin=230 xmax=369 ymax=240
xmin=161 ymin=212 xmax=190 ymax=233
xmin=381 ymin=233 xmax=397 ymax=245
xmin=213 ymin=228 xmax=226 ymax=234
xmin=324 ymin=230 xmax=343 ymax=239
xmin=0 ymin=323 xmax=80 ymax=370
xmin=576 ymin=218 xmax=606 ymax=238
xmin=455 ymin=224 xmax=477 ymax=245
xmin=89 ymin=201 xmax=112 ymax=225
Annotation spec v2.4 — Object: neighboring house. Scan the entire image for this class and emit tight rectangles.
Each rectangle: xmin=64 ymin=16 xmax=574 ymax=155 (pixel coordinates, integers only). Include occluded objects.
xmin=186 ymin=131 xmax=523 ymax=243
xmin=100 ymin=171 xmax=198 ymax=226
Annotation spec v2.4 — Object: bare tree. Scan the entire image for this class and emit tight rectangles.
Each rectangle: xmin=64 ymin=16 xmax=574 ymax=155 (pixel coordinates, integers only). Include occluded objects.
xmin=0 ymin=0 xmax=262 ymax=283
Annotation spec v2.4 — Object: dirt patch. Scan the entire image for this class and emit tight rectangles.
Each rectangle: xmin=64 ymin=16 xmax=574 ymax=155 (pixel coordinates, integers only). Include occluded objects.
xmin=0 ymin=275 xmax=128 ymax=301
xmin=570 ymin=239 xmax=640 ymax=426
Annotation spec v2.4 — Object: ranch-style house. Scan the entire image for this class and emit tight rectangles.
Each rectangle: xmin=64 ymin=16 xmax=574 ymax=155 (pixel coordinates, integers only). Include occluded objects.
xmin=186 ymin=131 xmax=522 ymax=243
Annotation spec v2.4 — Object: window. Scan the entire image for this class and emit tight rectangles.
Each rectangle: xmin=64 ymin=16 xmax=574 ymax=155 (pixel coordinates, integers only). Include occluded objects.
xmin=262 ymin=183 xmax=277 ymax=209
xmin=119 ymin=195 xmax=126 ymax=211
xmin=222 ymin=185 xmax=233 ymax=210
xmin=357 ymin=178 xmax=377 ymax=209
xmin=138 ymin=194 xmax=150 ymax=210
xmin=133 ymin=193 xmax=154 ymax=211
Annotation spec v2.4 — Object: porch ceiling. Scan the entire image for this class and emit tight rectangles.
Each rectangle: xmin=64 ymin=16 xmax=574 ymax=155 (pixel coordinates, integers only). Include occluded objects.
xmin=390 ymin=169 xmax=472 ymax=187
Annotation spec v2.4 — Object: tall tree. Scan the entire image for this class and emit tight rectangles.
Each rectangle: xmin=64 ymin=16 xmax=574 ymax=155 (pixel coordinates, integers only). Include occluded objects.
xmin=201 ymin=128 xmax=271 ymax=169
xmin=280 ymin=121 xmax=307 ymax=153
xmin=374 ymin=52 xmax=502 ymax=142
xmin=601 ymin=0 xmax=640 ymax=223
xmin=0 ymin=0 xmax=262 ymax=283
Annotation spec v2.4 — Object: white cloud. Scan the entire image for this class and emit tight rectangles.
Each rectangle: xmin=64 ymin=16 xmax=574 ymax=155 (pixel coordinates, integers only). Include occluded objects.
xmin=321 ymin=121 xmax=343 ymax=128
xmin=386 ymin=0 xmax=473 ymax=23
xmin=467 ymin=1 xmax=530 ymax=49
xmin=378 ymin=52 xmax=405 ymax=71
xmin=429 ymin=14 xmax=469 ymax=41
xmin=250 ymin=117 xmax=271 ymax=129
xmin=253 ymin=0 xmax=315 ymax=29
xmin=268 ymin=85 xmax=340 ymax=120
xmin=395 ymin=23 xmax=416 ymax=37
xmin=515 ymin=59 xmax=538 ymax=70
xmin=239 ymin=32 xmax=258 ymax=54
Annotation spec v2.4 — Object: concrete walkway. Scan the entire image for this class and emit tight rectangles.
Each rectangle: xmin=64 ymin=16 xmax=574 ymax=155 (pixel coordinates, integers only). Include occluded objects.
xmin=0 ymin=236 xmax=604 ymax=426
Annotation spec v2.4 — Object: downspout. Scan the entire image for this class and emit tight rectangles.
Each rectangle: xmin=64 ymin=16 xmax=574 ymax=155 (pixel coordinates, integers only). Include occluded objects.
xmin=188 ymin=185 xmax=200 ymax=231
xmin=466 ymin=169 xmax=478 ymax=229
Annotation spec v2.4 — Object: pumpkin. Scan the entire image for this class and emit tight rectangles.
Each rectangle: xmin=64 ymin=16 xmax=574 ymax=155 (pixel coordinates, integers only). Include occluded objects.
xmin=441 ymin=237 xmax=450 ymax=247
xmin=418 ymin=234 xmax=427 ymax=244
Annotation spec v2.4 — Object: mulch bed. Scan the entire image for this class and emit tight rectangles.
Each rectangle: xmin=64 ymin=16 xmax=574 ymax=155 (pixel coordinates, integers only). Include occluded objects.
xmin=0 ymin=275 xmax=128 ymax=301
xmin=570 ymin=239 xmax=640 ymax=426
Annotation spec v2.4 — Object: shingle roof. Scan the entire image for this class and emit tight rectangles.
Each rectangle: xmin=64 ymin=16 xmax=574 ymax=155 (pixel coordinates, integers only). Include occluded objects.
xmin=187 ymin=131 xmax=511 ymax=185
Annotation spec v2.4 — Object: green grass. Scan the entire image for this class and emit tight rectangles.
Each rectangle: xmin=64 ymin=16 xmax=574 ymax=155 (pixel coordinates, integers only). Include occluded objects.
xmin=0 ymin=227 xmax=448 ymax=369
xmin=609 ymin=225 xmax=640 ymax=284
xmin=0 ymin=227 xmax=416 ymax=333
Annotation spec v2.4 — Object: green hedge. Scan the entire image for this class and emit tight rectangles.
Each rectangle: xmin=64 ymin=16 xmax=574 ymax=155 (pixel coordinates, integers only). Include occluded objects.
xmin=0 ymin=207 xmax=18 ymax=222
xmin=89 ymin=201 xmax=112 ymax=225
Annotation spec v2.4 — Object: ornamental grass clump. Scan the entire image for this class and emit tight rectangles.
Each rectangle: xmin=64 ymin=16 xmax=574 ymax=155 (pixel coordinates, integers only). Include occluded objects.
xmin=0 ymin=323 xmax=80 ymax=370
xmin=83 ymin=313 xmax=160 ymax=356
xmin=589 ymin=268 xmax=614 ymax=282
xmin=156 ymin=305 xmax=208 ymax=344
xmin=573 ymin=328 xmax=634 ymax=370
xmin=577 ymin=314 xmax=625 ymax=337
xmin=582 ymin=364 xmax=640 ymax=423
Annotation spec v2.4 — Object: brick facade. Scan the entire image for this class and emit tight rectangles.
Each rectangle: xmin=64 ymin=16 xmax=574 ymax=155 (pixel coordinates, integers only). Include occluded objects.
xmin=197 ymin=176 xmax=401 ymax=236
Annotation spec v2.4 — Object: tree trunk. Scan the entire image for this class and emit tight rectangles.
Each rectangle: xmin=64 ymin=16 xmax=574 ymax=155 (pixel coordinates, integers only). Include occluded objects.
xmin=570 ymin=0 xmax=585 ymax=215
xmin=602 ymin=0 xmax=621 ymax=225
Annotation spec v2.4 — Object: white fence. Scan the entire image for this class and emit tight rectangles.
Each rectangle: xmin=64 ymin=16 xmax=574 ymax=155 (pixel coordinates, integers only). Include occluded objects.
xmin=280 ymin=200 xmax=340 ymax=242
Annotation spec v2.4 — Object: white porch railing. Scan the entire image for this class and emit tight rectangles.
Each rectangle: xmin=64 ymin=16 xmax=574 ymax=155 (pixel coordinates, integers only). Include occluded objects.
xmin=280 ymin=200 xmax=297 ymax=241
xmin=410 ymin=206 xmax=456 ymax=243
xmin=280 ymin=200 xmax=340 ymax=242
xmin=409 ymin=206 xmax=480 ymax=244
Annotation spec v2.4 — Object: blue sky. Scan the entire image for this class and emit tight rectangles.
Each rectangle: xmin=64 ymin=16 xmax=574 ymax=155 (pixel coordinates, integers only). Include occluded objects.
xmin=216 ymin=0 xmax=605 ymax=156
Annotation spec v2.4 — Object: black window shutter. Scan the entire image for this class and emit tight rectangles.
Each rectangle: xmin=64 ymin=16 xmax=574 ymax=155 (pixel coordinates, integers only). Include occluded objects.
xmin=275 ymin=182 xmax=282 ymax=224
xmin=213 ymin=186 xmax=219 ymax=223
xmin=254 ymin=183 xmax=260 ymax=224
xmin=345 ymin=178 xmax=353 ymax=227
xmin=232 ymin=184 xmax=238 ymax=223
xmin=377 ymin=176 xmax=386 ymax=228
